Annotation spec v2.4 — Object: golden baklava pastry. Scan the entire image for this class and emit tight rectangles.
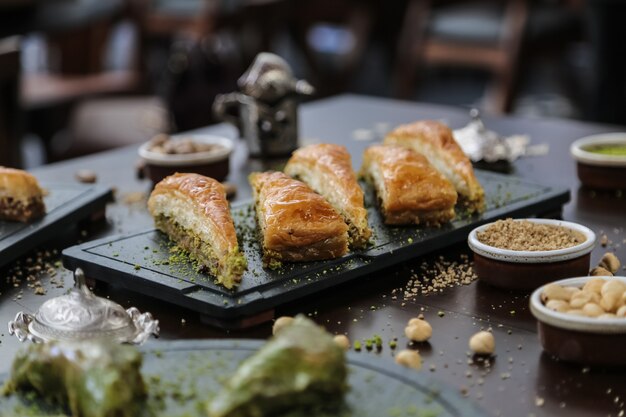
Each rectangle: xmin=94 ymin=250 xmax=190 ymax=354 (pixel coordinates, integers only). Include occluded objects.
xmin=0 ymin=167 xmax=46 ymax=222
xmin=147 ymin=173 xmax=246 ymax=289
xmin=249 ymin=171 xmax=349 ymax=266
xmin=360 ymin=145 xmax=457 ymax=226
xmin=284 ymin=144 xmax=371 ymax=249
xmin=384 ymin=120 xmax=485 ymax=212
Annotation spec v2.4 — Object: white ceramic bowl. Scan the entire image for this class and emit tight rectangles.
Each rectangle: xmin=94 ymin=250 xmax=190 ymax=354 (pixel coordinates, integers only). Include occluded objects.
xmin=138 ymin=134 xmax=234 ymax=167
xmin=467 ymin=219 xmax=596 ymax=290
xmin=530 ymin=276 xmax=626 ymax=365
xmin=570 ymin=133 xmax=626 ymax=189
xmin=138 ymin=134 xmax=234 ymax=184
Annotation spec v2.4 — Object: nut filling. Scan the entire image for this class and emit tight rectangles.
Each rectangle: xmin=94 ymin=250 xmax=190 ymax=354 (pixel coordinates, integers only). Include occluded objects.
xmin=0 ymin=196 xmax=45 ymax=222
xmin=477 ymin=219 xmax=585 ymax=251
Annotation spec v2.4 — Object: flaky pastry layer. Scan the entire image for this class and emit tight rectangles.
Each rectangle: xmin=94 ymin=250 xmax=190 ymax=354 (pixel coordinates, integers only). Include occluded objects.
xmin=148 ymin=173 xmax=246 ymax=289
xmin=284 ymin=144 xmax=371 ymax=249
xmin=0 ymin=167 xmax=46 ymax=222
xmin=384 ymin=120 xmax=485 ymax=213
xmin=360 ymin=145 xmax=457 ymax=226
xmin=249 ymin=171 xmax=349 ymax=265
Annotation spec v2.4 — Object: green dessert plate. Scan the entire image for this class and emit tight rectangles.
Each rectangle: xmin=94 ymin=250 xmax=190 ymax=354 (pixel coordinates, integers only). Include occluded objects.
xmin=0 ymin=339 xmax=488 ymax=417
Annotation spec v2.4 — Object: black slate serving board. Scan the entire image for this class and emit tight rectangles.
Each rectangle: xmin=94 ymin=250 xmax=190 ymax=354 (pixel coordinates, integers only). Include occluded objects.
xmin=0 ymin=339 xmax=488 ymax=417
xmin=63 ymin=171 xmax=569 ymax=327
xmin=0 ymin=183 xmax=113 ymax=269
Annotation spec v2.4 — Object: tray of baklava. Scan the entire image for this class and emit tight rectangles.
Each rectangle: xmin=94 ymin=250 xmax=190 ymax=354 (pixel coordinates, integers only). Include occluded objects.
xmin=0 ymin=167 xmax=113 ymax=269
xmin=62 ymin=121 xmax=569 ymax=326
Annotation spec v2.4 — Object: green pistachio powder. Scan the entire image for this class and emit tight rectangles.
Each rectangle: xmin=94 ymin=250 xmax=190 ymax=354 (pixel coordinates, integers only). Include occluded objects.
xmin=586 ymin=144 xmax=626 ymax=156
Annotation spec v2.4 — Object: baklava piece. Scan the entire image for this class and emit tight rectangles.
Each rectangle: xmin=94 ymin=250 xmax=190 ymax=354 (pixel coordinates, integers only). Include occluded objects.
xmin=2 ymin=341 xmax=146 ymax=417
xmin=0 ymin=167 xmax=46 ymax=222
xmin=384 ymin=120 xmax=485 ymax=212
xmin=208 ymin=315 xmax=348 ymax=417
xmin=148 ymin=173 xmax=246 ymax=289
xmin=284 ymin=143 xmax=371 ymax=249
xmin=249 ymin=171 xmax=349 ymax=266
xmin=360 ymin=145 xmax=457 ymax=226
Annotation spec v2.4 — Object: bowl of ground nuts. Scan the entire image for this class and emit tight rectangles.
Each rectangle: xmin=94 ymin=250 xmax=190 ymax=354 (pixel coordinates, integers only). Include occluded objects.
xmin=530 ymin=275 xmax=626 ymax=366
xmin=139 ymin=134 xmax=234 ymax=184
xmin=467 ymin=218 xmax=596 ymax=290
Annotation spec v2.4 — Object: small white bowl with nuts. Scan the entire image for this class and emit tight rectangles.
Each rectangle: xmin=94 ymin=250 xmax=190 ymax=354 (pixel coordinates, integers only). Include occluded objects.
xmin=529 ymin=276 xmax=626 ymax=366
xmin=468 ymin=218 xmax=596 ymax=290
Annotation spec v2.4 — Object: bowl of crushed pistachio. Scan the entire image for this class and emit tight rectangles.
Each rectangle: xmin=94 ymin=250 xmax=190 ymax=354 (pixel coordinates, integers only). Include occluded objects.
xmin=139 ymin=134 xmax=234 ymax=184
xmin=530 ymin=275 xmax=626 ymax=365
xmin=570 ymin=133 xmax=626 ymax=189
xmin=468 ymin=218 xmax=596 ymax=290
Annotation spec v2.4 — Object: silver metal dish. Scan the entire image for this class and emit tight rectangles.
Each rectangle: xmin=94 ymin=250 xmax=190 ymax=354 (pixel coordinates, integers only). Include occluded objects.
xmin=8 ymin=268 xmax=159 ymax=344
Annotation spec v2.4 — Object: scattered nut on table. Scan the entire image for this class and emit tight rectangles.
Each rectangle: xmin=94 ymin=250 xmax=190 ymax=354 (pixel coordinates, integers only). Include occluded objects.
xmin=405 ymin=318 xmax=432 ymax=342
xmin=469 ymin=331 xmax=495 ymax=355
xmin=395 ymin=349 xmax=422 ymax=370
xmin=75 ymin=169 xmax=97 ymax=183
xmin=590 ymin=266 xmax=613 ymax=277
xmin=333 ymin=334 xmax=350 ymax=350
xmin=600 ymin=252 xmax=621 ymax=274
xmin=272 ymin=316 xmax=294 ymax=335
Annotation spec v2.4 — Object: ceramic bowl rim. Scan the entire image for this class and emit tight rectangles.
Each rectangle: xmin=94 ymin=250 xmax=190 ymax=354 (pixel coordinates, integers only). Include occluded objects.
xmin=468 ymin=218 xmax=596 ymax=264
xmin=530 ymin=276 xmax=626 ymax=334
xmin=138 ymin=134 xmax=234 ymax=167
xmin=570 ymin=133 xmax=626 ymax=167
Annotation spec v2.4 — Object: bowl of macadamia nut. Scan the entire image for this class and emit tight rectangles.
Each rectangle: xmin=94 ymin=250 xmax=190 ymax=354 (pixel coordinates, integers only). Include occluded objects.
xmin=467 ymin=218 xmax=596 ymax=290
xmin=530 ymin=275 xmax=626 ymax=366
xmin=139 ymin=134 xmax=234 ymax=184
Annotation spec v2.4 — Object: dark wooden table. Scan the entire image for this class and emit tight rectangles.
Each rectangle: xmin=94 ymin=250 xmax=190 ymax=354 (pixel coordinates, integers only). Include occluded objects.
xmin=1 ymin=95 xmax=626 ymax=417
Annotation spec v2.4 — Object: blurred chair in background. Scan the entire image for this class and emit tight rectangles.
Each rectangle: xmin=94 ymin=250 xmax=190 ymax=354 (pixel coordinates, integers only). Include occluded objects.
xmin=136 ymin=0 xmax=287 ymax=131
xmin=585 ymin=0 xmax=626 ymax=125
xmin=288 ymin=0 xmax=375 ymax=97
xmin=0 ymin=37 xmax=22 ymax=167
xmin=22 ymin=0 xmax=165 ymax=161
xmin=394 ymin=0 xmax=529 ymax=114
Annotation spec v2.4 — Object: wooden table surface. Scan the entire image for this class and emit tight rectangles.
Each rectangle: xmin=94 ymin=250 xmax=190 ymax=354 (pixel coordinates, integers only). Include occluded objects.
xmin=1 ymin=94 xmax=626 ymax=417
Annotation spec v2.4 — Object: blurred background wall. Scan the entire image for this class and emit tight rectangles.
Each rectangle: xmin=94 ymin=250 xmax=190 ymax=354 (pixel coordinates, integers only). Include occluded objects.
xmin=1 ymin=0 xmax=624 ymax=168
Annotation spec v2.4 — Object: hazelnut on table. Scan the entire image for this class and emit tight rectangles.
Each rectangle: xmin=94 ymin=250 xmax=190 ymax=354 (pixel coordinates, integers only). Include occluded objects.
xmin=405 ymin=318 xmax=432 ymax=342
xmin=469 ymin=331 xmax=495 ymax=355
xmin=600 ymin=252 xmax=621 ymax=274
xmin=395 ymin=350 xmax=422 ymax=370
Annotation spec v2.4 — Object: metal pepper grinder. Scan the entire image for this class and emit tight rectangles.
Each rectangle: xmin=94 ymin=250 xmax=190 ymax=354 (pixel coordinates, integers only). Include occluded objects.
xmin=213 ymin=53 xmax=314 ymax=157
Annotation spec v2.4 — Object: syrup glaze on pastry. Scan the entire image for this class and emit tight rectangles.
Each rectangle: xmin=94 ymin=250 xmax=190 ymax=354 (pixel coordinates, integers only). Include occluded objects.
xmin=148 ymin=173 xmax=246 ymax=289
xmin=0 ymin=167 xmax=46 ymax=222
xmin=284 ymin=144 xmax=371 ymax=249
xmin=249 ymin=171 xmax=349 ymax=266
xmin=384 ymin=120 xmax=485 ymax=212
xmin=360 ymin=145 xmax=457 ymax=226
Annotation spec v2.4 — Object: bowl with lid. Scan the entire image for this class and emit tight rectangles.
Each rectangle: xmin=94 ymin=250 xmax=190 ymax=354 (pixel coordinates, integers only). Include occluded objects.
xmin=530 ymin=276 xmax=626 ymax=365
xmin=570 ymin=133 xmax=626 ymax=189
xmin=139 ymin=134 xmax=234 ymax=184
xmin=8 ymin=268 xmax=159 ymax=344
xmin=468 ymin=218 xmax=596 ymax=290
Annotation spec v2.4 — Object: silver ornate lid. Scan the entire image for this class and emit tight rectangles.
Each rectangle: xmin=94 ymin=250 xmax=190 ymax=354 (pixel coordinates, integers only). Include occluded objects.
xmin=237 ymin=52 xmax=314 ymax=103
xmin=8 ymin=268 xmax=159 ymax=344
